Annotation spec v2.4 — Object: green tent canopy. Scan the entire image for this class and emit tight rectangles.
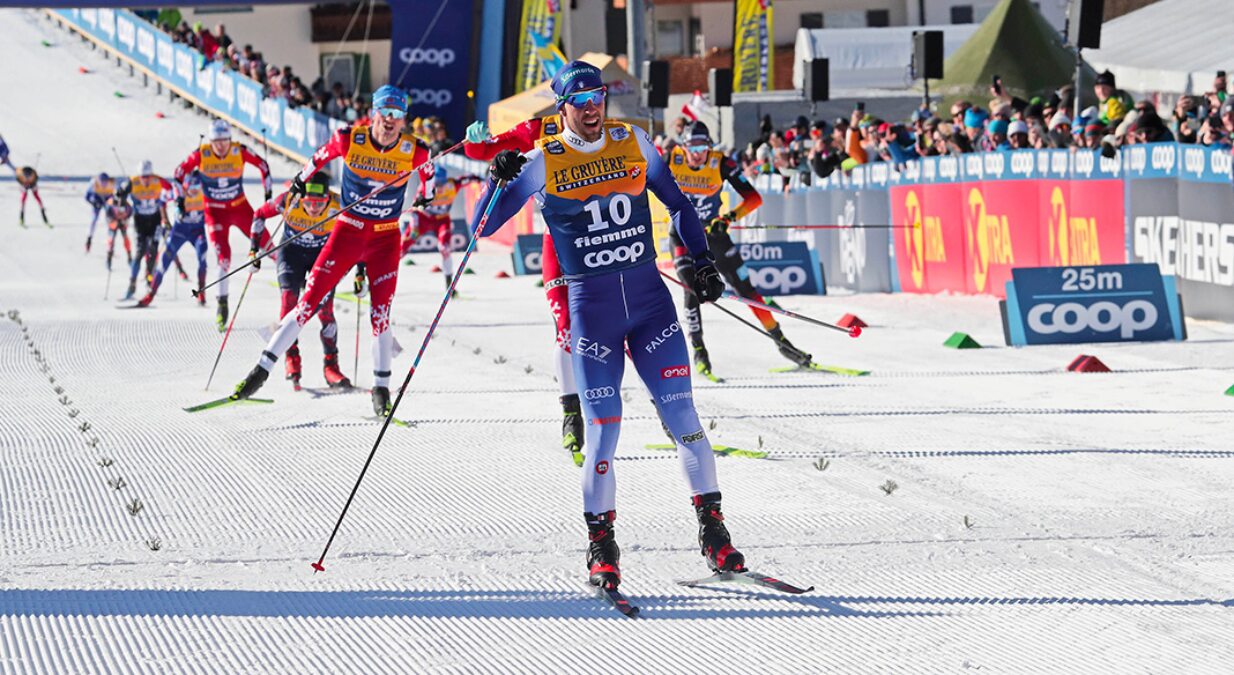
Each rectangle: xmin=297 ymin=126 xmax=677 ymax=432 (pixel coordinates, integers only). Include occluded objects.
xmin=933 ymin=0 xmax=1095 ymax=109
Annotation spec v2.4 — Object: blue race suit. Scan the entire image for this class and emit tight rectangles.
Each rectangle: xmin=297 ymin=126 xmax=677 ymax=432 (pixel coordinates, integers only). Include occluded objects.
xmin=149 ymin=175 xmax=208 ymax=299
xmin=85 ymin=177 xmax=116 ymax=239
xmin=473 ymin=121 xmax=718 ymax=513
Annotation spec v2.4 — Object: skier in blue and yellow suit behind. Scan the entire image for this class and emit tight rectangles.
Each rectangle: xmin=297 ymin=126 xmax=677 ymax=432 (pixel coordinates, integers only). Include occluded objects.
xmin=471 ymin=61 xmax=748 ymax=591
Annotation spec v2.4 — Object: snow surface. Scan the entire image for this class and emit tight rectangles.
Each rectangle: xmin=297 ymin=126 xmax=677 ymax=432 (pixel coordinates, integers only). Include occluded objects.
xmin=2 ymin=9 xmax=1234 ymax=674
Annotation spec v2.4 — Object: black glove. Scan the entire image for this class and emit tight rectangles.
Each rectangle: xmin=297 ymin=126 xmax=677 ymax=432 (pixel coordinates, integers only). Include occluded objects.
xmin=288 ymin=175 xmax=307 ymax=200
xmin=264 ymin=188 xmax=273 ymax=202
xmin=249 ymin=234 xmax=262 ymax=271
xmin=176 ymin=197 xmax=186 ymax=213
xmin=411 ymin=195 xmax=431 ymax=209
xmin=707 ymin=214 xmax=733 ymax=235
xmin=692 ymin=254 xmax=725 ymax=303
xmin=490 ymin=150 xmax=527 ymax=183
xmin=353 ymin=263 xmax=368 ymax=297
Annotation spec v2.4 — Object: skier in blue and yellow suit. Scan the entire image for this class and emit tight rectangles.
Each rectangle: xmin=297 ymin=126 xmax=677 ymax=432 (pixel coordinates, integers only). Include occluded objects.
xmin=471 ymin=61 xmax=748 ymax=591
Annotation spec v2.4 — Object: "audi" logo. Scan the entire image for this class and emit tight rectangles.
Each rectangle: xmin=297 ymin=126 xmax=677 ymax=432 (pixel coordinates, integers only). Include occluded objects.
xmin=584 ymin=386 xmax=615 ymax=400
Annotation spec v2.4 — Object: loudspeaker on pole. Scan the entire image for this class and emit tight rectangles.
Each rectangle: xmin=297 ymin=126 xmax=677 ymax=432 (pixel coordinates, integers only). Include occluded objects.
xmin=642 ymin=60 xmax=669 ymax=109
xmin=803 ymin=58 xmax=828 ymax=102
xmin=1067 ymin=0 xmax=1104 ymax=49
xmin=912 ymin=30 xmax=943 ymax=80
xmin=708 ymin=68 xmax=732 ymax=107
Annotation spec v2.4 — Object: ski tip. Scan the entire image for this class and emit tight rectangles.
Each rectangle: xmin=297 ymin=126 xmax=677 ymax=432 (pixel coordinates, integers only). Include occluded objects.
xmin=310 ymin=561 xmax=325 ymax=573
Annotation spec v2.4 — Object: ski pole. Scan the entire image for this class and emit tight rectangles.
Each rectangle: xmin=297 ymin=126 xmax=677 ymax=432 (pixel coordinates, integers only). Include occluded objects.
xmin=103 ymin=240 xmax=114 ymax=300
xmin=110 ymin=146 xmax=128 ymax=176
xmin=353 ymin=292 xmax=361 ymax=387
xmin=204 ymin=269 xmax=253 ymax=390
xmin=657 ymin=270 xmax=860 ymax=337
xmin=193 ymin=140 xmax=463 ymax=299
xmin=729 ymin=224 xmax=913 ymax=231
xmin=311 ymin=179 xmax=507 ymax=573
xmin=660 ymin=271 xmax=788 ymax=343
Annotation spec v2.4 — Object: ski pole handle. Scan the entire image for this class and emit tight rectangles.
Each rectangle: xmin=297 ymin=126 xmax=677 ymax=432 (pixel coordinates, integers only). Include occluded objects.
xmin=657 ymin=270 xmax=859 ymax=337
xmin=729 ymin=224 xmax=913 ymax=231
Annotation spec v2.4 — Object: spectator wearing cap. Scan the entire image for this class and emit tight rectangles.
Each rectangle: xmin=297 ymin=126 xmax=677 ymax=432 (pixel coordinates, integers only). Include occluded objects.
xmin=807 ymin=120 xmax=846 ymax=181
xmin=1008 ymin=120 xmax=1030 ymax=149
xmin=1048 ymin=112 xmax=1072 ymax=148
xmin=963 ymin=107 xmax=989 ymax=150
xmin=987 ymin=119 xmax=1010 ymax=151
xmin=879 ymin=123 xmax=919 ymax=167
xmin=1219 ymin=99 xmax=1234 ymax=138
xmin=1082 ymin=122 xmax=1105 ymax=149
xmin=1095 ymin=70 xmax=1134 ymax=126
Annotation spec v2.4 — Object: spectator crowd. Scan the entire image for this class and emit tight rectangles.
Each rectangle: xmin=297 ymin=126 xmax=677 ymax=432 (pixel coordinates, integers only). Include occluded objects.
xmin=134 ymin=8 xmax=456 ymax=146
xmin=725 ymin=69 xmax=1234 ymax=189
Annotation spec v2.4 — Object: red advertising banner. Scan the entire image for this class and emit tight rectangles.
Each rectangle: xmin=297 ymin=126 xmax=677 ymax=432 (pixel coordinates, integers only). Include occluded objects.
xmin=892 ymin=179 xmax=1125 ymax=298
xmin=891 ymin=183 xmax=967 ymax=294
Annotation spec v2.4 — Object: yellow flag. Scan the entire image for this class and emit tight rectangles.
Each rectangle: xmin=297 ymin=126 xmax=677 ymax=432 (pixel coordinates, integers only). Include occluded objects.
xmin=732 ymin=0 xmax=775 ymax=92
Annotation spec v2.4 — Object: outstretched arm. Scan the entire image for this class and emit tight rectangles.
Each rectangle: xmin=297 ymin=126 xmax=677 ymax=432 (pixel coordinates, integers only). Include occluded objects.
xmin=463 ymin=119 xmax=542 ymax=161
xmin=173 ymin=149 xmax=202 ymax=185
xmin=720 ymin=157 xmax=762 ymax=221
xmin=240 ymin=145 xmax=273 ymax=194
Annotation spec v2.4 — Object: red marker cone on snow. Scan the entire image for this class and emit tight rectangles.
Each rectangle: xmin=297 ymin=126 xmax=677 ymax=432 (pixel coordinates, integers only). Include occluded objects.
xmin=1067 ymin=355 xmax=1110 ymax=373
xmin=429 ymin=264 xmax=442 ymax=273
xmin=494 ymin=270 xmax=510 ymax=278
xmin=837 ymin=313 xmax=867 ymax=329
xmin=154 ymin=112 xmax=165 ymax=119
xmin=78 ymin=66 xmax=89 ymax=74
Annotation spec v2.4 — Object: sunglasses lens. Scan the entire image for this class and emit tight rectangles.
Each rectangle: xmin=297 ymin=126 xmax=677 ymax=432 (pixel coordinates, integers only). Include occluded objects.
xmin=378 ymin=108 xmax=406 ymax=119
xmin=687 ymin=145 xmax=710 ymax=153
xmin=567 ymin=89 xmax=605 ymax=107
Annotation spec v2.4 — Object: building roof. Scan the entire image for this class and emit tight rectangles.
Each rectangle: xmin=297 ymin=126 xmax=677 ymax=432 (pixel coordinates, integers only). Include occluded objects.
xmin=1083 ymin=0 xmax=1233 ymax=94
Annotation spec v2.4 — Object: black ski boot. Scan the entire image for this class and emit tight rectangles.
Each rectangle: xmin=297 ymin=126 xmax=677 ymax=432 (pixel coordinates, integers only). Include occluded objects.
xmin=444 ymin=272 xmax=458 ymax=298
xmin=122 ymin=279 xmax=137 ymax=301
xmin=232 ymin=365 xmax=270 ymax=400
xmin=691 ymin=336 xmax=713 ymax=379
xmin=585 ymin=510 xmax=621 ymax=590
xmin=769 ymin=325 xmax=812 ymax=368
xmin=561 ymin=393 xmax=584 ymax=466
xmin=85 ymin=236 xmax=92 ymax=253
xmin=371 ymin=386 xmax=392 ymax=416
xmin=216 ymin=296 xmax=229 ymax=332
xmin=693 ymin=492 xmax=746 ymax=573
xmin=41 ymin=209 xmax=50 ymax=227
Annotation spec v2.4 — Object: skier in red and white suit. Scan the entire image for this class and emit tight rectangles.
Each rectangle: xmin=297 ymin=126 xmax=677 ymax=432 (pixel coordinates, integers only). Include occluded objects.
xmin=232 ymin=85 xmax=434 ymax=416
xmin=400 ymin=166 xmax=482 ymax=290
xmin=174 ymin=119 xmax=273 ymax=330
xmin=464 ymin=114 xmax=583 ymax=463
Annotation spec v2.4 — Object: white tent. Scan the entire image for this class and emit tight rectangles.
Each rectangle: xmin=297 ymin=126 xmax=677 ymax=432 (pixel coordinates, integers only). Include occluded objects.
xmin=1083 ymin=0 xmax=1234 ymax=95
xmin=792 ymin=24 xmax=979 ymax=92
